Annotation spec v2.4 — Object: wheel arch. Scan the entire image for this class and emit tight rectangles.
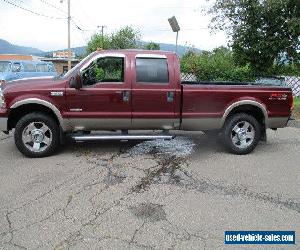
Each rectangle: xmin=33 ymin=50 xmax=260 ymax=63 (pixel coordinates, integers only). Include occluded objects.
xmin=8 ymin=98 xmax=66 ymax=131
xmin=222 ymin=100 xmax=268 ymax=128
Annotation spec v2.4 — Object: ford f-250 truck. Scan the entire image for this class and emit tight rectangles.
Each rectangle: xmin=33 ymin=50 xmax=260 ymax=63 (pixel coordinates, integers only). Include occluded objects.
xmin=0 ymin=50 xmax=294 ymax=157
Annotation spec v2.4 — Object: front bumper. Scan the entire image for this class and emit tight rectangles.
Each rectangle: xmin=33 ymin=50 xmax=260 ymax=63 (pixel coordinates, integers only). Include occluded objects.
xmin=0 ymin=117 xmax=8 ymax=132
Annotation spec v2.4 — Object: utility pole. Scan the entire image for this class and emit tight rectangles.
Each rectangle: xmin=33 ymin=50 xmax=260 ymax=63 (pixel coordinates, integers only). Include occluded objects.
xmin=67 ymin=0 xmax=71 ymax=71
xmin=175 ymin=31 xmax=178 ymax=54
xmin=97 ymin=25 xmax=106 ymax=47
xmin=61 ymin=0 xmax=72 ymax=70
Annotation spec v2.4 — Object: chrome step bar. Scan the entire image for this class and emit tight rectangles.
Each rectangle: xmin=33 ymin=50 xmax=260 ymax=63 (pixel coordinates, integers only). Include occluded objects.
xmin=71 ymin=134 xmax=174 ymax=141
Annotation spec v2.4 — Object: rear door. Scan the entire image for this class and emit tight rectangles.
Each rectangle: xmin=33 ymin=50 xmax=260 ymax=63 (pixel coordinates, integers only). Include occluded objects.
xmin=131 ymin=54 xmax=178 ymax=129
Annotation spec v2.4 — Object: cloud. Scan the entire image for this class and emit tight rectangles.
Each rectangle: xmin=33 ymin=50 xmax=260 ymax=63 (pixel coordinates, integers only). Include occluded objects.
xmin=0 ymin=0 xmax=227 ymax=51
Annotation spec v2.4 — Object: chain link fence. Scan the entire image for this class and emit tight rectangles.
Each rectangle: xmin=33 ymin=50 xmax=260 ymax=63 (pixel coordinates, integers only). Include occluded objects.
xmin=284 ymin=76 xmax=300 ymax=97
xmin=181 ymin=73 xmax=300 ymax=97
xmin=181 ymin=73 xmax=197 ymax=82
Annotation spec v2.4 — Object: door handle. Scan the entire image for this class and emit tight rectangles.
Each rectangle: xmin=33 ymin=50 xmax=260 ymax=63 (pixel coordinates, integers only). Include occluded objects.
xmin=123 ymin=91 xmax=130 ymax=102
xmin=167 ymin=91 xmax=174 ymax=103
xmin=116 ymin=90 xmax=130 ymax=102
xmin=115 ymin=90 xmax=130 ymax=102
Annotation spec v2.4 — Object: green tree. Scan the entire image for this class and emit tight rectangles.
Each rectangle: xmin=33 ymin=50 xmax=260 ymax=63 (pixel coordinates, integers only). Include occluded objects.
xmin=111 ymin=26 xmax=141 ymax=49
xmin=144 ymin=42 xmax=160 ymax=50
xmin=86 ymin=26 xmax=141 ymax=53
xmin=180 ymin=47 xmax=254 ymax=82
xmin=86 ymin=34 xmax=111 ymax=53
xmin=209 ymin=0 xmax=300 ymax=74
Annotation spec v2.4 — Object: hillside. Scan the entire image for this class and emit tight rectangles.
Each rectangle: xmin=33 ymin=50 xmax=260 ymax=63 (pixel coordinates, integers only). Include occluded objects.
xmin=0 ymin=39 xmax=201 ymax=57
xmin=0 ymin=39 xmax=44 ymax=55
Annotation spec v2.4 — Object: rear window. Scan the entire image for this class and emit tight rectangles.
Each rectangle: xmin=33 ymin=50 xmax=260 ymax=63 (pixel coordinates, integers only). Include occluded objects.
xmin=136 ymin=58 xmax=169 ymax=83
xmin=36 ymin=64 xmax=49 ymax=72
xmin=23 ymin=63 xmax=36 ymax=72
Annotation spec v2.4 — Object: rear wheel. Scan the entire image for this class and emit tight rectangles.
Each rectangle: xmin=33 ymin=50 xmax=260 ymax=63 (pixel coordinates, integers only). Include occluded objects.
xmin=14 ymin=112 xmax=60 ymax=158
xmin=221 ymin=113 xmax=261 ymax=155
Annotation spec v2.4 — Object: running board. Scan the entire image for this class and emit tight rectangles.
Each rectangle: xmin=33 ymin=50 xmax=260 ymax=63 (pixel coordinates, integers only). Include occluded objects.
xmin=71 ymin=134 xmax=174 ymax=141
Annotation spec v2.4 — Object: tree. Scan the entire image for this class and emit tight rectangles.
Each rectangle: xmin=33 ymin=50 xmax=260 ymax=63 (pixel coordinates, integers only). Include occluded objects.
xmin=209 ymin=0 xmax=300 ymax=74
xmin=111 ymin=26 xmax=141 ymax=49
xmin=144 ymin=42 xmax=160 ymax=50
xmin=86 ymin=34 xmax=111 ymax=53
xmin=86 ymin=26 xmax=141 ymax=53
xmin=180 ymin=47 xmax=254 ymax=82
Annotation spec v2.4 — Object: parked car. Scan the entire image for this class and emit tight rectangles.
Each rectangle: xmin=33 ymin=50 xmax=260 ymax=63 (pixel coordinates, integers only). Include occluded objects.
xmin=255 ymin=76 xmax=286 ymax=86
xmin=0 ymin=50 xmax=294 ymax=157
xmin=0 ymin=60 xmax=57 ymax=83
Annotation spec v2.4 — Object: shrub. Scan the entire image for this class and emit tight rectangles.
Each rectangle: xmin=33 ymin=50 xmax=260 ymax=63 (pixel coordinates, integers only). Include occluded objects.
xmin=180 ymin=47 xmax=255 ymax=82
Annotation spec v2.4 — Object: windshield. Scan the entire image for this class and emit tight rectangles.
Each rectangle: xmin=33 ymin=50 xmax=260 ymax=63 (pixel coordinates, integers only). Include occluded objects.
xmin=63 ymin=52 xmax=96 ymax=78
xmin=0 ymin=61 xmax=12 ymax=72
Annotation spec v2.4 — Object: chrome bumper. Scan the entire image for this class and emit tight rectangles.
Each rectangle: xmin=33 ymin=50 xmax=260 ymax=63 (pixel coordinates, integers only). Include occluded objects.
xmin=0 ymin=117 xmax=8 ymax=131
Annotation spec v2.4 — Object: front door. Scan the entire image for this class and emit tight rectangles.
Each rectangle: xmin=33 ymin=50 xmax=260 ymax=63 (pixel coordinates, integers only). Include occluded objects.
xmin=65 ymin=54 xmax=132 ymax=131
xmin=131 ymin=54 xmax=177 ymax=129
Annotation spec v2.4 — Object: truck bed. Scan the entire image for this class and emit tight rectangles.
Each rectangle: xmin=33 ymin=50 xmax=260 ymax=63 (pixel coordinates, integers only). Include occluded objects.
xmin=180 ymin=82 xmax=293 ymax=131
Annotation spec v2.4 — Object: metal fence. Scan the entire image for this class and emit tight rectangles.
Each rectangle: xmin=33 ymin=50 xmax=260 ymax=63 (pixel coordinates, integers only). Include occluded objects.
xmin=284 ymin=76 xmax=300 ymax=97
xmin=181 ymin=73 xmax=300 ymax=97
xmin=181 ymin=73 xmax=197 ymax=82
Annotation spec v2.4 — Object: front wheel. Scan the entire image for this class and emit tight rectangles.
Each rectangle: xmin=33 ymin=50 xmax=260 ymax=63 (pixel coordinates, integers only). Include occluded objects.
xmin=221 ymin=113 xmax=261 ymax=155
xmin=14 ymin=112 xmax=60 ymax=158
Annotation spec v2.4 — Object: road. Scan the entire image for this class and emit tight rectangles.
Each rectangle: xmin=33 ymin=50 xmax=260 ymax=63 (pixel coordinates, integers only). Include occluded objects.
xmin=0 ymin=124 xmax=299 ymax=250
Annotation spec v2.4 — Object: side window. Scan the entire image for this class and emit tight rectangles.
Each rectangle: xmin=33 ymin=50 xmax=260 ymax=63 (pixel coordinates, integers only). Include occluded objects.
xmin=23 ymin=63 xmax=36 ymax=72
xmin=136 ymin=58 xmax=169 ymax=84
xmin=36 ymin=64 xmax=49 ymax=72
xmin=82 ymin=57 xmax=124 ymax=86
xmin=12 ymin=62 xmax=21 ymax=72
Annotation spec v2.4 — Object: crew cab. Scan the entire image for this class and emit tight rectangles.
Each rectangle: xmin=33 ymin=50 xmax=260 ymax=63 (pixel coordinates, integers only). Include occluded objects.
xmin=0 ymin=50 xmax=293 ymax=157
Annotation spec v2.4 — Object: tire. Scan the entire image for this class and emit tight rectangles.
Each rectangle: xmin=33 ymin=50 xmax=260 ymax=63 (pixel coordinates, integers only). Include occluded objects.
xmin=14 ymin=112 xmax=60 ymax=158
xmin=221 ymin=113 xmax=261 ymax=155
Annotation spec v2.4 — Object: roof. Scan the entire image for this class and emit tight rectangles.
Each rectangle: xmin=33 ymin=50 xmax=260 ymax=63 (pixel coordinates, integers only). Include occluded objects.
xmin=0 ymin=59 xmax=54 ymax=65
xmin=94 ymin=49 xmax=176 ymax=55
xmin=0 ymin=54 xmax=33 ymax=60
xmin=41 ymin=58 xmax=80 ymax=62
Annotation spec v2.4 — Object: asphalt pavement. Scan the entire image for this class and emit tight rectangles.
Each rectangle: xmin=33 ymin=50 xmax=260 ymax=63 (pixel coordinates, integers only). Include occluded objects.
xmin=0 ymin=124 xmax=299 ymax=250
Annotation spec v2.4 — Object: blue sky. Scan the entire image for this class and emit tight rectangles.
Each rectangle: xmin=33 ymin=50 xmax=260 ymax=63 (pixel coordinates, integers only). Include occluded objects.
xmin=0 ymin=0 xmax=227 ymax=51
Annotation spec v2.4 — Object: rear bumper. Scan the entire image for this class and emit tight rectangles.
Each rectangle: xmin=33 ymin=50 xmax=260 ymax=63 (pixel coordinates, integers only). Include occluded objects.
xmin=267 ymin=116 xmax=289 ymax=128
xmin=0 ymin=117 xmax=8 ymax=132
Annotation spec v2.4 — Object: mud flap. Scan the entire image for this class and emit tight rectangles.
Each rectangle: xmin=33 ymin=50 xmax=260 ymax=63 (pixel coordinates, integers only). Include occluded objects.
xmin=260 ymin=128 xmax=267 ymax=142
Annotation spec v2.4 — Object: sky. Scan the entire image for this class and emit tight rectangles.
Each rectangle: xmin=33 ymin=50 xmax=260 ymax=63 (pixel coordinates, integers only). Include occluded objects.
xmin=0 ymin=0 xmax=228 ymax=52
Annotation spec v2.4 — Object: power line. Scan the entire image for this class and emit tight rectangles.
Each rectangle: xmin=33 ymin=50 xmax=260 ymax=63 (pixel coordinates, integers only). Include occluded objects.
xmin=1 ymin=0 xmax=66 ymax=19
xmin=38 ymin=0 xmax=67 ymax=14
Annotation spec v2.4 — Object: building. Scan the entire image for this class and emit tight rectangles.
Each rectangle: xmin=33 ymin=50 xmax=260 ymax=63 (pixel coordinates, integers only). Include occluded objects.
xmin=41 ymin=50 xmax=80 ymax=75
xmin=41 ymin=58 xmax=80 ymax=75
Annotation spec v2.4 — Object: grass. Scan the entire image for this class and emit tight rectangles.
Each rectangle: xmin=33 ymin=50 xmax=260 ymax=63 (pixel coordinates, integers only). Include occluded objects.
xmin=294 ymin=97 xmax=300 ymax=107
xmin=292 ymin=97 xmax=300 ymax=120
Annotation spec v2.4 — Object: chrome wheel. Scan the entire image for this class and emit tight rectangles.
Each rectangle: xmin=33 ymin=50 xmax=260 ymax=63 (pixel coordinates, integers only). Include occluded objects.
xmin=22 ymin=122 xmax=52 ymax=153
xmin=231 ymin=121 xmax=255 ymax=149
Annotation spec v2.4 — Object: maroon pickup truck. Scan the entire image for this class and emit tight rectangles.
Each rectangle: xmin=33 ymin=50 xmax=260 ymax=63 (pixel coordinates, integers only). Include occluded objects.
xmin=0 ymin=50 xmax=293 ymax=157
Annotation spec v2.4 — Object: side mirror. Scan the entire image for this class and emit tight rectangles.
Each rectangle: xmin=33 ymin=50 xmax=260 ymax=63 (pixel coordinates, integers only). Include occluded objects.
xmin=70 ymin=73 xmax=82 ymax=89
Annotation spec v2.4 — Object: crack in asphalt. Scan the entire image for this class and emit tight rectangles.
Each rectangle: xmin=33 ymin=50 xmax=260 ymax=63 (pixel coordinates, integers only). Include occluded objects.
xmin=1 ymin=136 xmax=299 ymax=249
xmin=128 ymin=140 xmax=300 ymax=214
